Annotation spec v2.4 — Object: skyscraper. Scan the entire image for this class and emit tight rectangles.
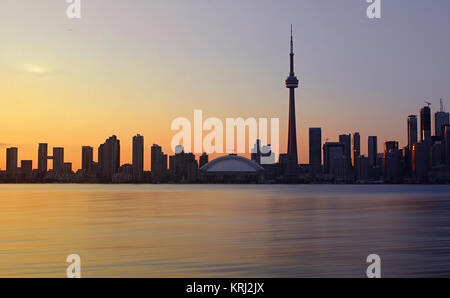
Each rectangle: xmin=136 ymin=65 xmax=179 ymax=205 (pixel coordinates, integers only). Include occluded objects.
xmin=443 ymin=125 xmax=450 ymax=165
xmin=151 ymin=144 xmax=167 ymax=183
xmin=285 ymin=25 xmax=299 ymax=167
xmin=421 ymin=105 xmax=431 ymax=142
xmin=82 ymin=146 xmax=94 ymax=171
xmin=98 ymin=135 xmax=120 ymax=180
xmin=38 ymin=143 xmax=48 ymax=173
xmin=52 ymin=147 xmax=64 ymax=173
xmin=412 ymin=142 xmax=429 ymax=183
xmin=435 ymin=100 xmax=449 ymax=137
xmin=384 ymin=141 xmax=401 ymax=183
xmin=6 ymin=147 xmax=18 ymax=173
xmin=323 ymin=142 xmax=345 ymax=175
xmin=132 ymin=134 xmax=144 ymax=180
xmin=407 ymin=115 xmax=418 ymax=151
xmin=309 ymin=128 xmax=322 ymax=177
xmin=339 ymin=134 xmax=352 ymax=168
xmin=368 ymin=136 xmax=378 ymax=167
xmin=352 ymin=132 xmax=360 ymax=167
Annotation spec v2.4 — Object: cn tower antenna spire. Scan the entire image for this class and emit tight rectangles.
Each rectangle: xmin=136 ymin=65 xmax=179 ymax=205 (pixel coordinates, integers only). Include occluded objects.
xmin=290 ymin=24 xmax=293 ymax=54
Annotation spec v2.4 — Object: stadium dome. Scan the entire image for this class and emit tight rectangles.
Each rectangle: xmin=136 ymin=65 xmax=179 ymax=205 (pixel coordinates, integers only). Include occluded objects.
xmin=199 ymin=155 xmax=264 ymax=183
xmin=200 ymin=155 xmax=264 ymax=172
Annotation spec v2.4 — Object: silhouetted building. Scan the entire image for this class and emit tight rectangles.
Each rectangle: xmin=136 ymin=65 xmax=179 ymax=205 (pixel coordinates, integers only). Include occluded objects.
xmin=199 ymin=153 xmax=209 ymax=168
xmin=151 ymin=144 xmax=167 ymax=183
xmin=431 ymin=138 xmax=444 ymax=167
xmin=52 ymin=147 xmax=64 ymax=173
xmin=384 ymin=141 xmax=402 ymax=183
xmin=413 ymin=142 xmax=429 ymax=183
xmin=285 ymin=26 xmax=299 ymax=176
xmin=113 ymin=164 xmax=133 ymax=183
xmin=352 ymin=132 xmax=360 ymax=168
xmin=82 ymin=146 xmax=93 ymax=172
xmin=323 ymin=142 xmax=345 ymax=175
xmin=98 ymin=135 xmax=120 ymax=180
xmin=21 ymin=160 xmax=32 ymax=176
xmin=444 ymin=125 xmax=450 ymax=165
xmin=408 ymin=115 xmax=418 ymax=150
xmin=132 ymin=134 xmax=144 ymax=181
xmin=421 ymin=106 xmax=431 ymax=143
xmin=6 ymin=147 xmax=18 ymax=173
xmin=333 ymin=155 xmax=350 ymax=183
xmin=63 ymin=162 xmax=73 ymax=174
xmin=309 ymin=128 xmax=322 ymax=177
xmin=368 ymin=136 xmax=377 ymax=167
xmin=38 ymin=143 xmax=48 ymax=173
xmin=435 ymin=111 xmax=449 ymax=137
xmin=355 ymin=155 xmax=369 ymax=182
xmin=169 ymin=150 xmax=198 ymax=183
xmin=338 ymin=134 xmax=352 ymax=180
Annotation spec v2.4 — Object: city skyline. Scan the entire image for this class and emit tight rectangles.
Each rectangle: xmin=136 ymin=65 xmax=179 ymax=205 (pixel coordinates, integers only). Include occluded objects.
xmin=1 ymin=1 xmax=450 ymax=171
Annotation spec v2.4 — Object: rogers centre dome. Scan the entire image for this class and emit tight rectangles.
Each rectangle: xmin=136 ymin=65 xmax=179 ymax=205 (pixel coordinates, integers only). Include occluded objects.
xmin=199 ymin=155 xmax=265 ymax=183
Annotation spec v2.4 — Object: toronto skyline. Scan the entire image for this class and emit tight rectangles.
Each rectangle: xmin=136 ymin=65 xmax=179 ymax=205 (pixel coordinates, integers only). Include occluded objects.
xmin=1 ymin=1 xmax=450 ymax=171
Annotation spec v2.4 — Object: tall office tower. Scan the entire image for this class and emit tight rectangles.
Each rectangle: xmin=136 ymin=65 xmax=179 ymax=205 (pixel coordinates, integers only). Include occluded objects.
xmin=323 ymin=142 xmax=345 ymax=175
xmin=98 ymin=135 xmax=120 ymax=180
xmin=132 ymin=134 xmax=144 ymax=180
xmin=52 ymin=147 xmax=64 ymax=173
xmin=151 ymin=144 xmax=167 ymax=183
xmin=82 ymin=146 xmax=94 ymax=171
xmin=199 ymin=153 xmax=209 ymax=168
xmin=309 ymin=128 xmax=322 ymax=177
xmin=355 ymin=155 xmax=369 ymax=182
xmin=444 ymin=125 xmax=450 ymax=165
xmin=285 ymin=25 xmax=299 ymax=167
xmin=421 ymin=105 xmax=431 ymax=142
xmin=407 ymin=115 xmax=418 ymax=150
xmin=339 ymin=134 xmax=352 ymax=168
xmin=384 ymin=141 xmax=401 ymax=183
xmin=6 ymin=147 xmax=18 ymax=173
xmin=435 ymin=100 xmax=449 ymax=137
xmin=38 ymin=143 xmax=48 ymax=173
xmin=352 ymin=132 xmax=361 ymax=167
xmin=368 ymin=136 xmax=378 ymax=167
xmin=412 ymin=142 xmax=429 ymax=183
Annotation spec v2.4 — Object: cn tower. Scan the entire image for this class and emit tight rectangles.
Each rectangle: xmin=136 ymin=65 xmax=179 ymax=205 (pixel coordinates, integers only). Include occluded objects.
xmin=285 ymin=25 xmax=299 ymax=165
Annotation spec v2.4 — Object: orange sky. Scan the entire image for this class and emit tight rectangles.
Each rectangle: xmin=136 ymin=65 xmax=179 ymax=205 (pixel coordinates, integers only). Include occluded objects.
xmin=2 ymin=0 xmax=448 ymax=171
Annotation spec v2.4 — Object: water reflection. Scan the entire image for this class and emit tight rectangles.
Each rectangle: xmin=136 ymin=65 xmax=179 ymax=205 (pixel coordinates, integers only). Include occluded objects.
xmin=1 ymin=184 xmax=450 ymax=277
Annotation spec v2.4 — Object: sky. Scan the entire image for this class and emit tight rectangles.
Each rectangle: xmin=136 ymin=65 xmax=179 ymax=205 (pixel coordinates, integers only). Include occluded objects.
xmin=1 ymin=0 xmax=450 ymax=171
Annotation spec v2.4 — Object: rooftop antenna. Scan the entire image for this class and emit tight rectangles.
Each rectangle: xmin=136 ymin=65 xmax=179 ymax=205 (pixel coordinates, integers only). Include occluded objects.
xmin=440 ymin=98 xmax=445 ymax=112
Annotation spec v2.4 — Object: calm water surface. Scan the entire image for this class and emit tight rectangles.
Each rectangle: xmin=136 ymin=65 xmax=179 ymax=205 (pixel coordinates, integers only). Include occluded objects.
xmin=1 ymin=184 xmax=450 ymax=277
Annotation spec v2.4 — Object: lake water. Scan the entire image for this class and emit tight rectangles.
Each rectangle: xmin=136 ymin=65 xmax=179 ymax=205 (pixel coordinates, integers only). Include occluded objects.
xmin=1 ymin=184 xmax=450 ymax=277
